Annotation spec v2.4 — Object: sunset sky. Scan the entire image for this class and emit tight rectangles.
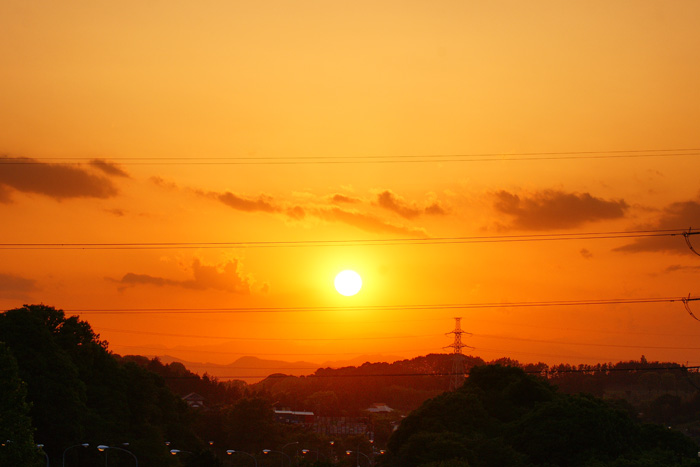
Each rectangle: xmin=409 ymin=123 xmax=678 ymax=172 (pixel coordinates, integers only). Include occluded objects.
xmin=2 ymin=1 xmax=700 ymax=375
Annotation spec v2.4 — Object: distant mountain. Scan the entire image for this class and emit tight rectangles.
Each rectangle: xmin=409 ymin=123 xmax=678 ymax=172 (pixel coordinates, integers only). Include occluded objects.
xmin=150 ymin=355 xmax=319 ymax=383
xmin=320 ymin=354 xmax=404 ymax=368
xmin=141 ymin=354 xmax=404 ymax=383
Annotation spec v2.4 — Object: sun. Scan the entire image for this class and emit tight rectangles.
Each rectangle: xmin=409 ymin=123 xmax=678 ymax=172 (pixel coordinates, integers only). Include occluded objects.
xmin=334 ymin=270 xmax=362 ymax=296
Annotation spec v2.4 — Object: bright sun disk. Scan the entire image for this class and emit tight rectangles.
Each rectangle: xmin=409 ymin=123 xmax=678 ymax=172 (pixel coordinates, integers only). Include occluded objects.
xmin=334 ymin=270 xmax=362 ymax=296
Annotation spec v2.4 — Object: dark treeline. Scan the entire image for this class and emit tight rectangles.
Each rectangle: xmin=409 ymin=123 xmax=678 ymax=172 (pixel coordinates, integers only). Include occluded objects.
xmin=385 ymin=365 xmax=700 ymax=467
xmin=3 ymin=304 xmax=700 ymax=466
xmin=129 ymin=344 xmax=700 ymax=441
xmin=0 ymin=305 xmax=213 ymax=466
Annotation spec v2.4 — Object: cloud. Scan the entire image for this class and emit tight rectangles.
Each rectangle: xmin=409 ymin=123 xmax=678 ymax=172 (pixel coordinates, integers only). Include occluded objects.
xmin=317 ymin=207 xmax=427 ymax=237
xmin=664 ymin=264 xmax=700 ymax=273
xmin=0 ymin=156 xmax=121 ymax=201
xmin=286 ymin=206 xmax=306 ymax=220
xmin=493 ymin=189 xmax=628 ymax=230
xmin=580 ymin=248 xmax=593 ymax=259
xmin=105 ymin=208 xmax=126 ymax=217
xmin=375 ymin=190 xmax=447 ymax=219
xmin=113 ymin=259 xmax=252 ymax=294
xmin=0 ymin=273 xmax=38 ymax=299
xmin=0 ymin=185 xmax=11 ymax=204
xmin=376 ymin=190 xmax=422 ymax=219
xmin=150 ymin=176 xmax=180 ymax=190
xmin=425 ymin=202 xmax=447 ymax=216
xmin=330 ymin=194 xmax=362 ymax=204
xmin=615 ymin=199 xmax=700 ymax=254
xmin=89 ymin=159 xmax=130 ymax=178
xmin=218 ymin=192 xmax=278 ymax=213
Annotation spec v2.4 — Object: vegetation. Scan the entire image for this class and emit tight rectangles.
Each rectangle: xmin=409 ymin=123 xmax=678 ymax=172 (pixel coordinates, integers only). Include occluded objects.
xmin=385 ymin=365 xmax=700 ymax=467
xmin=0 ymin=305 xmax=200 ymax=466
xmin=3 ymin=303 xmax=700 ymax=466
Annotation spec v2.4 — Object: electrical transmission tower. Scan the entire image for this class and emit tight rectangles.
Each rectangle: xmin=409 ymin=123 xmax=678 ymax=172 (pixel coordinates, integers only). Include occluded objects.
xmin=444 ymin=317 xmax=473 ymax=390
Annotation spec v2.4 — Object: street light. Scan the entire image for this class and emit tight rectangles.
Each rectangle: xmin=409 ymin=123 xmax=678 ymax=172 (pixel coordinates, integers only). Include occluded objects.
xmin=62 ymin=443 xmax=89 ymax=467
xmin=37 ymin=444 xmax=49 ymax=467
xmin=170 ymin=449 xmax=193 ymax=456
xmin=262 ymin=449 xmax=291 ymax=466
xmin=301 ymin=449 xmax=319 ymax=461
xmin=226 ymin=449 xmax=258 ymax=467
xmin=346 ymin=450 xmax=370 ymax=467
xmin=97 ymin=445 xmax=138 ymax=467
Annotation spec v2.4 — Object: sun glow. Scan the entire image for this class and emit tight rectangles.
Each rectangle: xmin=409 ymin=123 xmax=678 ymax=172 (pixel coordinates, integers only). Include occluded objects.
xmin=334 ymin=270 xmax=362 ymax=296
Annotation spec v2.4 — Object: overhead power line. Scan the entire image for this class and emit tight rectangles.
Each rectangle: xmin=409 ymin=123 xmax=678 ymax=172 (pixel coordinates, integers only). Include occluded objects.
xmin=2 ymin=148 xmax=699 ymax=165
xmin=61 ymin=295 xmax=697 ymax=314
xmin=110 ymin=343 xmax=435 ymax=357
xmin=160 ymin=365 xmax=700 ymax=380
xmin=0 ymin=228 xmax=691 ymax=250
xmin=98 ymin=327 xmax=441 ymax=341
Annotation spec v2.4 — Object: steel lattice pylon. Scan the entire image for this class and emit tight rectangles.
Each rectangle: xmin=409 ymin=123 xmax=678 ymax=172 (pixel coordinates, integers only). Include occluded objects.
xmin=444 ymin=317 xmax=473 ymax=390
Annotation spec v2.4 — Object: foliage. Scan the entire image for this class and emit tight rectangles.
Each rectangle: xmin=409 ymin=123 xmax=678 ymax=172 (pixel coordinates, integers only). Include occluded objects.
xmin=120 ymin=355 xmax=245 ymax=406
xmin=0 ymin=342 xmax=42 ymax=466
xmin=0 ymin=304 xmax=201 ymax=466
xmin=386 ymin=365 xmax=700 ymax=467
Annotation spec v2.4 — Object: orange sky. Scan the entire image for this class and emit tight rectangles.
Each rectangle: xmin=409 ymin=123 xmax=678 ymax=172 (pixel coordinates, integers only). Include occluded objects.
xmin=2 ymin=1 xmax=700 ymax=375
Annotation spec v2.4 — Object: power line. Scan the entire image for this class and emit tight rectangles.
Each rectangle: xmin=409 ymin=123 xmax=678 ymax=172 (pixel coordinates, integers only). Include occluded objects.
xmin=473 ymin=332 xmax=700 ymax=351
xmin=98 ymin=327 xmax=441 ymax=341
xmin=110 ymin=343 xmax=435 ymax=357
xmin=2 ymin=148 xmax=699 ymax=165
xmin=60 ymin=295 xmax=695 ymax=314
xmin=0 ymin=228 xmax=688 ymax=250
xmin=160 ymin=365 xmax=700 ymax=380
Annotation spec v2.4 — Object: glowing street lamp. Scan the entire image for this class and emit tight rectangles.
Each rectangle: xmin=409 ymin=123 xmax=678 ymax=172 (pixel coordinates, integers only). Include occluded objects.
xmin=262 ymin=449 xmax=291 ymax=466
xmin=37 ymin=444 xmax=49 ymax=467
xmin=226 ymin=449 xmax=258 ymax=466
xmin=346 ymin=449 xmax=370 ymax=467
xmin=97 ymin=445 xmax=138 ymax=466
xmin=301 ymin=449 xmax=319 ymax=461
xmin=62 ymin=443 xmax=89 ymax=467
xmin=170 ymin=449 xmax=193 ymax=456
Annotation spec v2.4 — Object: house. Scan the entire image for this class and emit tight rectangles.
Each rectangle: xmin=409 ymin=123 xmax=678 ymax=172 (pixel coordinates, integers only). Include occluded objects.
xmin=366 ymin=403 xmax=394 ymax=413
xmin=182 ymin=392 xmax=206 ymax=409
xmin=274 ymin=409 xmax=315 ymax=426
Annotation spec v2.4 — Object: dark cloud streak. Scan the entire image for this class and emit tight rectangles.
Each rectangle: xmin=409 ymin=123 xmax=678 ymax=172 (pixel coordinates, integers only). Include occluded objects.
xmin=113 ymin=259 xmax=251 ymax=294
xmin=0 ymin=156 xmax=120 ymax=201
xmin=317 ymin=207 xmax=427 ymax=237
xmin=494 ymin=189 xmax=628 ymax=230
xmin=0 ymin=273 xmax=38 ymax=299
xmin=218 ymin=192 xmax=278 ymax=213
xmin=90 ymin=159 xmax=130 ymax=178
xmin=615 ymin=199 xmax=700 ymax=254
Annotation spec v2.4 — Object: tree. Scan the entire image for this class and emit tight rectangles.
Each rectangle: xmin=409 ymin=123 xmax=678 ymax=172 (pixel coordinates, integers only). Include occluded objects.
xmin=0 ymin=342 xmax=41 ymax=466
xmin=386 ymin=365 xmax=700 ymax=467
xmin=220 ymin=397 xmax=280 ymax=452
xmin=0 ymin=305 xmax=88 ymax=460
xmin=0 ymin=304 xmax=201 ymax=466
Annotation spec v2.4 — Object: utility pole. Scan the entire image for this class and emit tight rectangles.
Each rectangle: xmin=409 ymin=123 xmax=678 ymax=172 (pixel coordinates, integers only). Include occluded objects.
xmin=444 ymin=317 xmax=473 ymax=390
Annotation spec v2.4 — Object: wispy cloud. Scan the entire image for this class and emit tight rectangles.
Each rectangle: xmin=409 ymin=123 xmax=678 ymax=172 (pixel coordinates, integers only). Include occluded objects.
xmin=494 ymin=189 xmax=628 ymax=230
xmin=218 ymin=192 xmax=278 ymax=213
xmin=208 ymin=188 xmax=427 ymax=236
xmin=0 ymin=156 xmax=123 ymax=201
xmin=376 ymin=190 xmax=422 ymax=219
xmin=89 ymin=159 xmax=129 ymax=178
xmin=0 ymin=185 xmax=11 ymax=204
xmin=316 ymin=207 xmax=427 ymax=237
xmin=664 ymin=264 xmax=700 ymax=273
xmin=615 ymin=198 xmax=700 ymax=254
xmin=0 ymin=272 xmax=38 ymax=299
xmin=330 ymin=194 xmax=362 ymax=204
xmin=376 ymin=190 xmax=447 ymax=219
xmin=112 ymin=259 xmax=252 ymax=294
